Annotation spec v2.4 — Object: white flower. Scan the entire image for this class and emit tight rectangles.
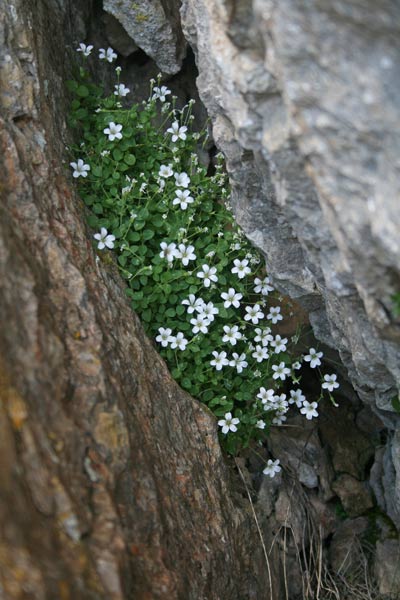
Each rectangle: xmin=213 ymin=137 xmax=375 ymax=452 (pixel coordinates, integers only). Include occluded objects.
xmin=271 ymin=335 xmax=288 ymax=354
xmin=197 ymin=264 xmax=218 ymax=288
xmin=170 ymin=332 xmax=188 ymax=351
xmin=173 ymin=189 xmax=194 ymax=210
xmin=289 ymin=389 xmax=305 ymax=408
xmin=256 ymin=420 xmax=266 ymax=430
xmin=76 ymin=43 xmax=93 ymax=57
xmin=231 ymin=258 xmax=251 ymax=279
xmin=155 ymin=327 xmax=173 ymax=347
xmin=174 ymin=172 xmax=190 ymax=188
xmin=167 ymin=121 xmax=188 ymax=142
xmin=152 ymin=86 xmax=171 ymax=102
xmin=93 ymin=227 xmax=115 ymax=250
xmin=267 ymin=306 xmax=283 ymax=324
xmin=218 ymin=412 xmax=240 ymax=434
xmin=272 ymin=362 xmax=291 ymax=381
xmin=210 ymin=351 xmax=229 ymax=371
xmin=322 ymin=373 xmax=339 ymax=391
xmin=272 ymin=414 xmax=287 ymax=426
xmin=257 ymin=387 xmax=275 ymax=404
xmin=159 ymin=241 xmax=177 ymax=262
xmin=244 ymin=304 xmax=264 ymax=325
xmin=103 ymin=122 xmax=123 ymax=141
xmin=263 ymin=459 xmax=281 ymax=478
xmin=254 ymin=276 xmax=274 ymax=295
xmin=100 ymin=150 xmax=110 ymax=157
xmin=229 ymin=352 xmax=248 ymax=373
xmin=70 ymin=158 xmax=90 ymax=178
xmin=253 ymin=369 xmax=262 ymax=378
xmin=274 ymin=394 xmax=288 ymax=412
xmin=300 ymin=401 xmax=319 ymax=420
xmin=252 ymin=345 xmax=269 ymax=363
xmin=190 ymin=314 xmax=210 ymax=335
xmin=198 ymin=301 xmax=219 ymax=322
xmin=99 ymin=47 xmax=117 ymax=62
xmin=263 ymin=402 xmax=277 ymax=413
xmin=115 ymin=66 xmax=122 ymax=75
xmin=304 ymin=347 xmax=323 ymax=369
xmin=221 ymin=288 xmax=242 ymax=309
xmin=254 ymin=327 xmax=273 ymax=347
xmin=222 ymin=325 xmax=242 ymax=346
xmin=293 ymin=361 xmax=302 ymax=370
xmin=122 ymin=184 xmax=132 ymax=195
xmin=182 ymin=294 xmax=205 ymax=314
xmin=175 ymin=243 xmax=196 ymax=266
xmin=159 ymin=164 xmax=173 ymax=178
xmin=114 ymin=83 xmax=130 ymax=97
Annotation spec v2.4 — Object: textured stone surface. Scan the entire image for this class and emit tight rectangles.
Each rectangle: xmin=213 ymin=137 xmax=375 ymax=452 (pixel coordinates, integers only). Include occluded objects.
xmin=103 ymin=13 xmax=138 ymax=57
xmin=375 ymin=539 xmax=400 ymax=597
xmin=0 ymin=1 xmax=272 ymax=598
xmin=104 ymin=0 xmax=186 ymax=74
xmin=180 ymin=0 xmax=400 ymax=529
xmin=329 ymin=517 xmax=369 ymax=574
xmin=332 ymin=475 xmax=374 ymax=517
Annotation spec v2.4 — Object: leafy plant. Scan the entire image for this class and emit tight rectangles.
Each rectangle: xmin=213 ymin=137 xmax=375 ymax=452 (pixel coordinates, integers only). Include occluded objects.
xmin=391 ymin=292 xmax=400 ymax=318
xmin=67 ymin=46 xmax=339 ymax=456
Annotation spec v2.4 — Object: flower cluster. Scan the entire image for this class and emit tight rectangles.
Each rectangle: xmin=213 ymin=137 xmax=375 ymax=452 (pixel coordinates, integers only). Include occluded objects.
xmin=68 ymin=47 xmax=340 ymax=455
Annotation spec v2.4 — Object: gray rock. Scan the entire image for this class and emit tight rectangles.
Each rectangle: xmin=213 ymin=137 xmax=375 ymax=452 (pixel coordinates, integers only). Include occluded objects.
xmin=269 ymin=420 xmax=332 ymax=494
xmin=375 ymin=539 xmax=400 ymax=598
xmin=103 ymin=13 xmax=138 ymax=57
xmin=180 ymin=0 xmax=400 ymax=530
xmin=329 ymin=517 xmax=369 ymax=574
xmin=332 ymin=475 xmax=374 ymax=517
xmin=104 ymin=0 xmax=186 ymax=74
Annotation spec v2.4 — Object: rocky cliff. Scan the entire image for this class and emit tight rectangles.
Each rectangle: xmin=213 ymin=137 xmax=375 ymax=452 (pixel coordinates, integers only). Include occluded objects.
xmin=179 ymin=0 xmax=400 ymax=529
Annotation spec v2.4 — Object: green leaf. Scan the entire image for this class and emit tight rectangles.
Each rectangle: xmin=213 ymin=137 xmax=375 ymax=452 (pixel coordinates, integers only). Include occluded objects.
xmin=113 ymin=148 xmax=123 ymax=161
xmin=142 ymin=309 xmax=152 ymax=322
xmin=392 ymin=395 xmax=400 ymax=414
xmin=143 ymin=229 xmax=154 ymax=241
xmin=134 ymin=220 xmax=145 ymax=231
xmin=77 ymin=85 xmax=89 ymax=98
xmin=124 ymin=154 xmax=136 ymax=166
xmin=67 ymin=80 xmax=78 ymax=93
xmin=75 ymin=107 xmax=88 ymax=119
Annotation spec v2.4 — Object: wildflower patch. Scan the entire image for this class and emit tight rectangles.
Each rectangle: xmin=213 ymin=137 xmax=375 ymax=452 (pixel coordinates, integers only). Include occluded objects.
xmin=68 ymin=47 xmax=339 ymax=457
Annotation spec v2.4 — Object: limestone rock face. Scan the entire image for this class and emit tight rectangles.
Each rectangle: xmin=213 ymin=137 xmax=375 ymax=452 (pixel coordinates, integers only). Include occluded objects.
xmin=103 ymin=0 xmax=186 ymax=74
xmin=0 ymin=1 xmax=271 ymax=598
xmin=180 ymin=0 xmax=400 ymax=528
